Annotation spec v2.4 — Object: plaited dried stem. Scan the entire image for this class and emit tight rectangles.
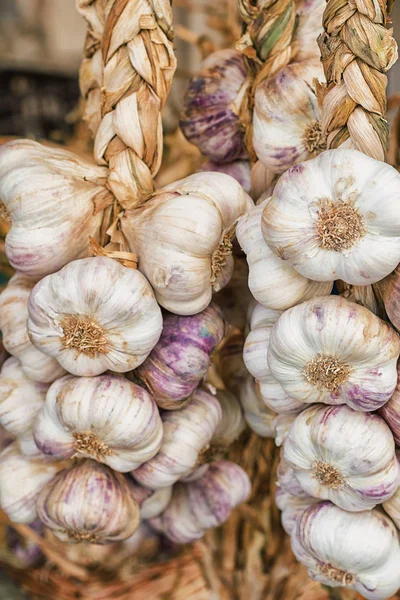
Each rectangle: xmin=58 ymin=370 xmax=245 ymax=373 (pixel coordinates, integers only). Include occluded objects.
xmin=317 ymin=0 xmax=398 ymax=161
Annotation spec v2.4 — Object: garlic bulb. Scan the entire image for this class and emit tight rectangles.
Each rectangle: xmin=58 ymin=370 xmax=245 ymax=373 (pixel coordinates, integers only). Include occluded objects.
xmin=198 ymin=160 xmax=251 ymax=193
xmin=253 ymin=62 xmax=326 ymax=173
xmin=212 ymin=389 xmax=245 ymax=450
xmin=132 ymin=389 xmax=222 ymax=489
xmin=134 ymin=303 xmax=225 ymax=410
xmin=37 ymin=460 xmax=139 ymax=544
xmin=262 ymin=149 xmax=400 ymax=285
xmin=383 ymin=465 xmax=400 ymax=530
xmin=128 ymin=480 xmax=172 ymax=520
xmin=180 ymin=49 xmax=247 ymax=163
xmin=283 ymin=405 xmax=399 ymax=511
xmin=236 ymin=202 xmax=332 ymax=310
xmin=292 ymin=502 xmax=400 ymax=600
xmin=244 ymin=303 xmax=308 ymax=414
xmin=268 ymin=295 xmax=400 ymax=410
xmin=239 ymin=377 xmax=276 ymax=438
xmin=121 ymin=172 xmax=253 ymax=315
xmin=0 ymin=140 xmax=111 ymax=278
xmin=6 ymin=520 xmax=44 ymax=568
xmin=380 ymin=362 xmax=400 ymax=446
xmin=0 ymin=273 xmax=66 ymax=383
xmin=0 ymin=443 xmax=60 ymax=523
xmin=275 ymin=487 xmax=318 ymax=536
xmin=0 ymin=358 xmax=47 ymax=457
xmin=149 ymin=460 xmax=251 ymax=543
xmin=27 ymin=257 xmax=163 ymax=376
xmin=294 ymin=0 xmax=325 ymax=62
xmin=34 ymin=374 xmax=163 ymax=473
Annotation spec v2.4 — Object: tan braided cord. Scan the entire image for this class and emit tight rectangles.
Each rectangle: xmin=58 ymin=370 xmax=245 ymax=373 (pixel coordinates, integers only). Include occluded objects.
xmin=317 ymin=0 xmax=398 ymax=161
xmin=77 ymin=0 xmax=177 ymax=209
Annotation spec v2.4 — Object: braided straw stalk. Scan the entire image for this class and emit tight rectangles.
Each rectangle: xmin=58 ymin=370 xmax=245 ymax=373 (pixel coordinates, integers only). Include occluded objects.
xmin=317 ymin=0 xmax=398 ymax=161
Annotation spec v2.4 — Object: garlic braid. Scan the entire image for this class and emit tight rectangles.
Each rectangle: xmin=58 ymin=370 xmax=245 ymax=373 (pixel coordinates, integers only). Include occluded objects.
xmin=318 ymin=0 xmax=397 ymax=161
xmin=77 ymin=0 xmax=177 ymax=209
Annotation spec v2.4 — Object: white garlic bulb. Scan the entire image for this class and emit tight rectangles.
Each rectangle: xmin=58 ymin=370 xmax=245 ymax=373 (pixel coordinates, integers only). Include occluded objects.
xmin=244 ymin=303 xmax=308 ymax=414
xmin=381 ymin=363 xmax=400 ymax=446
xmin=236 ymin=202 xmax=332 ymax=310
xmin=132 ymin=389 xmax=222 ymax=489
xmin=275 ymin=487 xmax=318 ymax=536
xmin=292 ymin=502 xmax=400 ymax=600
xmin=262 ymin=149 xmax=400 ymax=285
xmin=121 ymin=172 xmax=253 ymax=315
xmin=239 ymin=377 xmax=276 ymax=438
xmin=0 ymin=442 xmax=60 ymax=523
xmin=128 ymin=480 xmax=172 ymax=520
xmin=0 ymin=140 xmax=111 ymax=278
xmin=27 ymin=257 xmax=163 ymax=376
xmin=294 ymin=0 xmax=325 ymax=62
xmin=0 ymin=273 xmax=66 ymax=383
xmin=37 ymin=460 xmax=139 ymax=544
xmin=253 ymin=62 xmax=326 ymax=173
xmin=0 ymin=358 xmax=47 ymax=457
xmin=268 ymin=295 xmax=400 ymax=411
xmin=212 ymin=389 xmax=246 ymax=450
xmin=283 ymin=405 xmax=399 ymax=511
xmin=34 ymin=374 xmax=163 ymax=473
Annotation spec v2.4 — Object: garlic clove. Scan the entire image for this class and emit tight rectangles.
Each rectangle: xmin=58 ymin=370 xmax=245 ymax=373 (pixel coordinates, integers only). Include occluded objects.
xmin=27 ymin=257 xmax=163 ymax=376
xmin=128 ymin=480 xmax=172 ymax=520
xmin=34 ymin=374 xmax=163 ymax=473
xmin=197 ymin=160 xmax=251 ymax=194
xmin=37 ymin=459 xmax=140 ymax=544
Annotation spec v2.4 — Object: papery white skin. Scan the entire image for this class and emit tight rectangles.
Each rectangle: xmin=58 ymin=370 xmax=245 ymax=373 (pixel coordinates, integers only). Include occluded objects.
xmin=198 ymin=160 xmax=251 ymax=194
xmin=268 ymin=295 xmax=400 ymax=410
xmin=213 ymin=389 xmax=246 ymax=448
xmin=0 ymin=358 xmax=48 ymax=457
xmin=0 ymin=273 xmax=66 ymax=383
xmin=244 ymin=303 xmax=308 ymax=414
xmin=262 ymin=149 xmax=400 ymax=285
xmin=294 ymin=0 xmax=325 ymax=62
xmin=27 ymin=257 xmax=163 ymax=376
xmin=380 ymin=362 xmax=400 ymax=446
xmin=128 ymin=480 xmax=172 ymax=520
xmin=0 ymin=442 xmax=60 ymax=523
xmin=121 ymin=172 xmax=254 ymax=315
xmin=180 ymin=464 xmax=210 ymax=483
xmin=239 ymin=377 xmax=276 ymax=438
xmin=34 ymin=374 xmax=163 ymax=472
xmin=292 ymin=502 xmax=400 ymax=600
xmin=237 ymin=202 xmax=332 ymax=311
xmin=336 ymin=280 xmax=387 ymax=320
xmin=0 ymin=140 xmax=111 ymax=278
xmin=284 ymin=405 xmax=400 ymax=511
xmin=275 ymin=487 xmax=319 ymax=535
xmin=253 ymin=62 xmax=325 ymax=174
xmin=149 ymin=461 xmax=251 ymax=543
xmin=132 ymin=389 xmax=222 ymax=489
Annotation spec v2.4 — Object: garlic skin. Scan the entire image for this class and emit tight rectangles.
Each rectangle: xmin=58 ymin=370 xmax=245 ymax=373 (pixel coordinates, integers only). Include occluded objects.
xmin=283 ymin=405 xmax=399 ymax=512
xmin=149 ymin=461 xmax=251 ymax=544
xmin=0 ymin=358 xmax=47 ymax=457
xmin=34 ymin=374 xmax=163 ymax=473
xmin=121 ymin=172 xmax=253 ymax=315
xmin=262 ymin=149 xmax=400 ymax=285
xmin=128 ymin=480 xmax=172 ymax=520
xmin=381 ymin=363 xmax=400 ymax=446
xmin=239 ymin=377 xmax=276 ymax=438
xmin=292 ymin=502 xmax=400 ymax=600
xmin=275 ymin=487 xmax=318 ymax=536
xmin=198 ymin=160 xmax=251 ymax=193
xmin=0 ymin=140 xmax=111 ymax=278
xmin=336 ymin=280 xmax=387 ymax=320
xmin=213 ymin=389 xmax=246 ymax=449
xmin=133 ymin=303 xmax=225 ymax=410
xmin=27 ymin=257 xmax=163 ymax=377
xmin=132 ymin=389 xmax=222 ymax=489
xmin=253 ymin=62 xmax=326 ymax=174
xmin=37 ymin=460 xmax=140 ymax=544
xmin=180 ymin=49 xmax=247 ymax=163
xmin=0 ymin=273 xmax=66 ymax=383
xmin=0 ymin=443 xmax=60 ymax=523
xmin=268 ymin=295 xmax=400 ymax=411
xmin=236 ymin=202 xmax=332 ymax=311
xmin=244 ymin=303 xmax=308 ymax=414
xmin=294 ymin=0 xmax=325 ymax=62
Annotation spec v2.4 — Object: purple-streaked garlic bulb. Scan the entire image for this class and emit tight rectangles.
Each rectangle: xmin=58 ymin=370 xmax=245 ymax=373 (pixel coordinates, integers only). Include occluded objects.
xmin=149 ymin=460 xmax=251 ymax=543
xmin=6 ymin=519 xmax=45 ymax=567
xmin=132 ymin=389 xmax=222 ymax=489
xmin=128 ymin=480 xmax=172 ymax=520
xmin=275 ymin=487 xmax=319 ymax=536
xmin=381 ymin=362 xmax=400 ymax=446
xmin=283 ymin=405 xmax=399 ymax=512
xmin=37 ymin=459 xmax=139 ymax=544
xmin=133 ymin=303 xmax=225 ymax=410
xmin=33 ymin=374 xmax=163 ymax=472
xmin=292 ymin=502 xmax=400 ymax=600
xmin=197 ymin=160 xmax=251 ymax=193
xmin=180 ymin=49 xmax=247 ymax=163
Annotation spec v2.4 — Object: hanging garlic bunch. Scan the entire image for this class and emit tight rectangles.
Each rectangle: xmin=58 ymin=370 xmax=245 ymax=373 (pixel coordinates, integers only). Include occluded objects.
xmin=27 ymin=257 xmax=163 ymax=376
xmin=133 ymin=303 xmax=225 ymax=409
xmin=262 ymin=149 xmax=400 ymax=284
xmin=0 ymin=140 xmax=111 ymax=278
xmin=236 ymin=202 xmax=332 ymax=310
xmin=128 ymin=480 xmax=172 ymax=520
xmin=197 ymin=160 xmax=251 ymax=193
xmin=180 ymin=49 xmax=247 ymax=163
xmin=268 ymin=295 xmax=400 ymax=411
xmin=34 ymin=374 xmax=163 ymax=472
xmin=37 ymin=459 xmax=139 ymax=544
xmin=0 ymin=273 xmax=66 ymax=383
xmin=291 ymin=502 xmax=400 ymax=600
xmin=121 ymin=172 xmax=253 ymax=315
xmin=149 ymin=461 xmax=251 ymax=543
